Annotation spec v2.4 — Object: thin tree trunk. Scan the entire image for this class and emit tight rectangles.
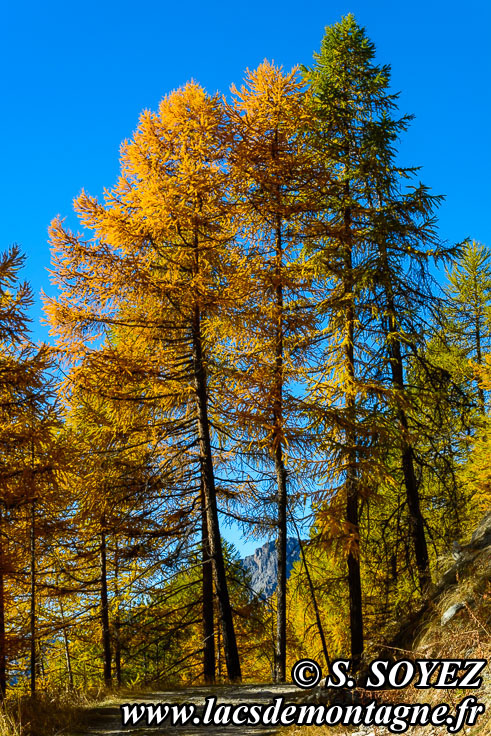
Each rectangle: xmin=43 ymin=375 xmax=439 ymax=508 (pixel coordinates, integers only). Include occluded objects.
xmin=291 ymin=518 xmax=331 ymax=675
xmin=191 ymin=220 xmax=241 ymax=683
xmin=39 ymin=647 xmax=45 ymax=679
xmin=59 ymin=598 xmax=74 ymax=689
xmin=201 ymin=482 xmax=215 ymax=684
xmin=30 ymin=500 xmax=36 ymax=695
xmin=114 ymin=539 xmax=121 ymax=687
xmin=271 ymin=125 xmax=288 ymax=683
xmin=217 ymin=615 xmax=222 ymax=681
xmin=273 ymin=207 xmax=287 ymax=684
xmin=346 ymin=460 xmax=363 ymax=667
xmin=192 ymin=302 xmax=241 ymax=682
xmin=274 ymin=448 xmax=287 ymax=683
xmin=100 ymin=523 xmax=112 ymax=686
xmin=344 ymin=206 xmax=364 ymax=669
xmin=0 ymin=506 xmax=6 ymax=699
xmin=378 ymin=239 xmax=431 ymax=591
xmin=114 ymin=615 xmax=121 ymax=687
xmin=387 ymin=325 xmax=431 ymax=590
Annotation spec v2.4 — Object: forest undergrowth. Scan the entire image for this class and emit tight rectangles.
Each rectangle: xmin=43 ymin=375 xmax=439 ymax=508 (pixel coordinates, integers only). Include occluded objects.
xmin=0 ymin=689 xmax=93 ymax=736
xmin=283 ymin=533 xmax=491 ymax=735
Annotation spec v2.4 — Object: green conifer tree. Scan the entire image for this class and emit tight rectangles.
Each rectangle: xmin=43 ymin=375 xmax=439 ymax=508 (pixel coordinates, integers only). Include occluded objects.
xmin=443 ymin=240 xmax=491 ymax=414
xmin=303 ymin=14 xmax=445 ymax=662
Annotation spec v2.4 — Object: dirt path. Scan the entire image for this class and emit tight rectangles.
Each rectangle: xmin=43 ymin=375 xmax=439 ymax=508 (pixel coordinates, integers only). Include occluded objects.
xmin=74 ymin=683 xmax=302 ymax=735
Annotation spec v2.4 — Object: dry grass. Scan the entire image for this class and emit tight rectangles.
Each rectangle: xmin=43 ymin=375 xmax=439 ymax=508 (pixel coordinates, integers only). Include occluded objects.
xmin=0 ymin=684 xmax=189 ymax=736
xmin=0 ymin=689 xmax=94 ymax=736
xmin=0 ymin=703 xmax=22 ymax=736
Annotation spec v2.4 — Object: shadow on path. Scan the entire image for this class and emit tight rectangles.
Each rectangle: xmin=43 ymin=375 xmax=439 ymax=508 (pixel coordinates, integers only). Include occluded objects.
xmin=75 ymin=683 xmax=302 ymax=736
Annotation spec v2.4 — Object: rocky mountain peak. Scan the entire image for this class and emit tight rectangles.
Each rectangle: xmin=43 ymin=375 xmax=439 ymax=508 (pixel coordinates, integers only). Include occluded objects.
xmin=241 ymin=537 xmax=301 ymax=598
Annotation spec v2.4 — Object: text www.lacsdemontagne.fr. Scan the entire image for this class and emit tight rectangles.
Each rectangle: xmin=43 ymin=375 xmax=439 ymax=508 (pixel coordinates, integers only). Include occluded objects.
xmin=121 ymin=695 xmax=485 ymax=733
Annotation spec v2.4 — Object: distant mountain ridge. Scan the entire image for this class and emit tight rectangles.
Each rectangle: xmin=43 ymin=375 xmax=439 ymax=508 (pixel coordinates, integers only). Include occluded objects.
xmin=241 ymin=537 xmax=301 ymax=597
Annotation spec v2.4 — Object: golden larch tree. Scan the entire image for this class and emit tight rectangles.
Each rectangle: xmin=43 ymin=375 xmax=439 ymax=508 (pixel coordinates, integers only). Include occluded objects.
xmin=45 ymin=84 xmax=243 ymax=682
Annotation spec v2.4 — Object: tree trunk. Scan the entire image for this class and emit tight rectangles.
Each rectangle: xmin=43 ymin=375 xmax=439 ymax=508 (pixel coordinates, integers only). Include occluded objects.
xmin=387 ymin=322 xmax=431 ymax=591
xmin=346 ymin=462 xmax=363 ymax=667
xmin=273 ymin=209 xmax=287 ymax=684
xmin=344 ymin=212 xmax=364 ymax=669
xmin=114 ymin=540 xmax=121 ymax=687
xmin=30 ymin=500 xmax=36 ymax=695
xmin=217 ymin=615 xmax=222 ymax=681
xmin=274 ymin=447 xmax=287 ymax=683
xmin=192 ymin=303 xmax=241 ymax=682
xmin=201 ymin=483 xmax=215 ymax=684
xmin=379 ymin=240 xmax=431 ymax=591
xmin=59 ymin=599 xmax=74 ymax=689
xmin=293 ymin=522 xmax=331 ymax=675
xmin=0 ymin=506 xmax=6 ymax=699
xmin=100 ymin=524 xmax=112 ymax=686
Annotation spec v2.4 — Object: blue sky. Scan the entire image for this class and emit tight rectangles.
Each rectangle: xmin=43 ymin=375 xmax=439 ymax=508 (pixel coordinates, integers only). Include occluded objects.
xmin=3 ymin=0 xmax=490 ymax=553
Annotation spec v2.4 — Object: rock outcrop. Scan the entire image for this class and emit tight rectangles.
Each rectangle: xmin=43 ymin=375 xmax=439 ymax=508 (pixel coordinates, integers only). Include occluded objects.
xmin=241 ymin=537 xmax=301 ymax=597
